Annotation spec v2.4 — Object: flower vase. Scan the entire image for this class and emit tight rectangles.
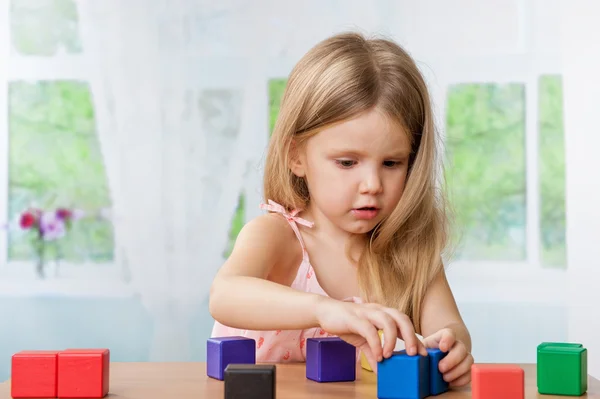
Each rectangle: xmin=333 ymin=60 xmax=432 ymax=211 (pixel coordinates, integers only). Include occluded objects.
xmin=36 ymin=256 xmax=45 ymax=279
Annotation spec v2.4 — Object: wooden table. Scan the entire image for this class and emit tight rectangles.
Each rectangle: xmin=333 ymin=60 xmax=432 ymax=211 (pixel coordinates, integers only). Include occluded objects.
xmin=1 ymin=362 xmax=599 ymax=398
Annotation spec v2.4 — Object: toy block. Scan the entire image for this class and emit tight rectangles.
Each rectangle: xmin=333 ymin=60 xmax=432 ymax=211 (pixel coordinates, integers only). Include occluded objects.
xmin=57 ymin=348 xmax=110 ymax=398
xmin=224 ymin=364 xmax=276 ymax=399
xmin=377 ymin=350 xmax=430 ymax=399
xmin=306 ymin=337 xmax=356 ymax=382
xmin=471 ymin=364 xmax=524 ymax=399
xmin=537 ymin=342 xmax=587 ymax=396
xmin=207 ymin=336 xmax=256 ymax=380
xmin=361 ymin=332 xmax=427 ymax=373
xmin=11 ymin=350 xmax=59 ymax=398
xmin=427 ymin=348 xmax=449 ymax=395
xmin=360 ymin=330 xmax=384 ymax=372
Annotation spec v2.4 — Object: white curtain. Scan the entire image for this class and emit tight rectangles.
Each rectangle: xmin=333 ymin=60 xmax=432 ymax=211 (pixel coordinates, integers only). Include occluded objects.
xmin=560 ymin=0 xmax=600 ymax=378
xmin=76 ymin=0 xmax=267 ymax=360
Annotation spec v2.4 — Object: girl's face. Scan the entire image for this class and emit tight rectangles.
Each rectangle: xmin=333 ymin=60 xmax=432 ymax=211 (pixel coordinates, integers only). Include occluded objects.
xmin=291 ymin=108 xmax=412 ymax=235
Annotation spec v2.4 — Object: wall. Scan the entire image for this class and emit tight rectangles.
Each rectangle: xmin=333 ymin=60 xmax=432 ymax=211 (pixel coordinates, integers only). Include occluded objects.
xmin=561 ymin=0 xmax=600 ymax=378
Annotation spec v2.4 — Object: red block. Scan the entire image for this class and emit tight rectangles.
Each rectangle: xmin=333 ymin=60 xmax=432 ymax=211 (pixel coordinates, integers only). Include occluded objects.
xmin=11 ymin=350 xmax=59 ymax=398
xmin=57 ymin=349 xmax=110 ymax=398
xmin=472 ymin=364 xmax=524 ymax=399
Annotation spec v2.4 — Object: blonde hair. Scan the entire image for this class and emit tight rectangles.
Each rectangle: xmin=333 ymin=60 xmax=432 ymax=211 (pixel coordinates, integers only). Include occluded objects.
xmin=263 ymin=32 xmax=449 ymax=333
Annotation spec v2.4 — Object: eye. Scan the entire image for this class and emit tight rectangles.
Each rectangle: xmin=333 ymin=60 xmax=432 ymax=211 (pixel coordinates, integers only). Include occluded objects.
xmin=383 ymin=160 xmax=401 ymax=168
xmin=335 ymin=159 xmax=356 ymax=168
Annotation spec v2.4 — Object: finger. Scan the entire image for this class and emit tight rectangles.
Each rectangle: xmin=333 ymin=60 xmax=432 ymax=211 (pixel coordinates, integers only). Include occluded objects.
xmin=417 ymin=336 xmax=428 ymax=357
xmin=352 ymin=318 xmax=384 ymax=362
xmin=366 ymin=311 xmax=396 ymax=358
xmin=439 ymin=329 xmax=456 ymax=353
xmin=422 ymin=331 xmax=442 ymax=349
xmin=449 ymin=371 xmax=472 ymax=388
xmin=361 ymin=345 xmax=378 ymax=374
xmin=443 ymin=353 xmax=474 ymax=382
xmin=439 ymin=343 xmax=468 ymax=374
xmin=414 ymin=333 xmax=428 ymax=357
xmin=382 ymin=309 xmax=426 ymax=357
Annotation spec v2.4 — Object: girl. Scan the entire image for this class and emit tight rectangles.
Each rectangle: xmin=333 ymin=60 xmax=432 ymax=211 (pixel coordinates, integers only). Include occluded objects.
xmin=209 ymin=31 xmax=473 ymax=387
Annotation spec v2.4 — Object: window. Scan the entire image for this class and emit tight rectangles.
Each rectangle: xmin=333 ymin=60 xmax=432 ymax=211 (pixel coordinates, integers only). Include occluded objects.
xmin=223 ymin=194 xmax=245 ymax=258
xmin=538 ymin=75 xmax=566 ymax=268
xmin=446 ymin=75 xmax=566 ymax=269
xmin=268 ymin=78 xmax=287 ymax=136
xmin=2 ymin=0 xmax=114 ymax=274
xmin=445 ymin=83 xmax=527 ymax=262
xmin=10 ymin=0 xmax=81 ymax=56
xmin=8 ymin=81 xmax=113 ymax=263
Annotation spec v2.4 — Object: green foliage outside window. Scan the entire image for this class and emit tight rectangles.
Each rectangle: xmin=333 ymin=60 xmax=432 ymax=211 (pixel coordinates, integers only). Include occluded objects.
xmin=445 ymin=83 xmax=527 ymax=261
xmin=10 ymin=0 xmax=81 ymax=56
xmin=539 ymin=75 xmax=566 ymax=267
xmin=8 ymin=81 xmax=114 ymax=262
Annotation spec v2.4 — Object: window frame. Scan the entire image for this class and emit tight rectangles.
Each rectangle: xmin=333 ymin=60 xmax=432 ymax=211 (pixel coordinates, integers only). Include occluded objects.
xmin=427 ymin=54 xmax=566 ymax=304
xmin=0 ymin=2 xmax=129 ymax=297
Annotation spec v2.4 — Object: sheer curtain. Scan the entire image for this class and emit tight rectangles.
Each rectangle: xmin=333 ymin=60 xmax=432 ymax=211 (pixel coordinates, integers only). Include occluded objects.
xmin=76 ymin=0 xmax=266 ymax=360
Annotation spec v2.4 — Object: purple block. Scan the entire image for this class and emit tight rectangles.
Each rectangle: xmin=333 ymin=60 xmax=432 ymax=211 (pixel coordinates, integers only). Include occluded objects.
xmin=306 ymin=337 xmax=356 ymax=382
xmin=207 ymin=336 xmax=256 ymax=380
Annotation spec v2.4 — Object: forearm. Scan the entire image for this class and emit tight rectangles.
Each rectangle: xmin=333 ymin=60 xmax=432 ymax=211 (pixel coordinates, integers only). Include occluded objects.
xmin=209 ymin=276 xmax=326 ymax=331
xmin=445 ymin=321 xmax=472 ymax=352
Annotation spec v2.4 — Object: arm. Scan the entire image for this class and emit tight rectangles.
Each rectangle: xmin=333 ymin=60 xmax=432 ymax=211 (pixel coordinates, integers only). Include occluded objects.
xmin=420 ymin=267 xmax=473 ymax=387
xmin=211 ymin=214 xmax=427 ymax=364
xmin=420 ymin=268 xmax=472 ymax=352
xmin=209 ymin=214 xmax=325 ymax=331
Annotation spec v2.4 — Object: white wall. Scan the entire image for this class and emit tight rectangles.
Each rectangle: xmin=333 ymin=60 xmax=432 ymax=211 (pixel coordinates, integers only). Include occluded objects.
xmin=561 ymin=0 xmax=600 ymax=379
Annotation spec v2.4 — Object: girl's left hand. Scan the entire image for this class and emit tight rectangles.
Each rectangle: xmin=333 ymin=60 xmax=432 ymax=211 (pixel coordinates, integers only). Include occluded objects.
xmin=422 ymin=328 xmax=474 ymax=387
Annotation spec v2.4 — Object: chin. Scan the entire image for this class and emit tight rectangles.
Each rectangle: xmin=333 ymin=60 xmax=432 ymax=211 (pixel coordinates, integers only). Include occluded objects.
xmin=345 ymin=222 xmax=378 ymax=235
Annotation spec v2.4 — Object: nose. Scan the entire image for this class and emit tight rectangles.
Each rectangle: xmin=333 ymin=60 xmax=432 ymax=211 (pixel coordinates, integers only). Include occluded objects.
xmin=359 ymin=167 xmax=383 ymax=195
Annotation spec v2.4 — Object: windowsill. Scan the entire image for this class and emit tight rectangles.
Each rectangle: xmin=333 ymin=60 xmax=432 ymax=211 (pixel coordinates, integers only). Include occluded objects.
xmin=0 ymin=261 xmax=135 ymax=298
xmin=446 ymin=261 xmax=567 ymax=306
xmin=0 ymin=259 xmax=568 ymax=304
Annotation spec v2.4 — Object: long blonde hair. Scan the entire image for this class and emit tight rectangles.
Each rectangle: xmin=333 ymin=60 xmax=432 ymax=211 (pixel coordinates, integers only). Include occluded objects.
xmin=263 ymin=32 xmax=449 ymax=333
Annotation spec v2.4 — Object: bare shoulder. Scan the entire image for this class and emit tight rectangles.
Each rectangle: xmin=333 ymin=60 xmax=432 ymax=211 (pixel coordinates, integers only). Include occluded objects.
xmin=217 ymin=212 xmax=303 ymax=279
xmin=234 ymin=213 xmax=298 ymax=255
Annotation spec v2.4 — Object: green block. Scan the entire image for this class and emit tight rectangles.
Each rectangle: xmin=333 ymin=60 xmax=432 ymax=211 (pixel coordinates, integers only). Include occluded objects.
xmin=537 ymin=342 xmax=587 ymax=396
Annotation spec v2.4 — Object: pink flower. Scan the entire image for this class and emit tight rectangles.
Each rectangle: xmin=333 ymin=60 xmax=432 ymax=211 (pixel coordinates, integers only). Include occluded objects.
xmin=72 ymin=209 xmax=85 ymax=220
xmin=39 ymin=211 xmax=66 ymax=241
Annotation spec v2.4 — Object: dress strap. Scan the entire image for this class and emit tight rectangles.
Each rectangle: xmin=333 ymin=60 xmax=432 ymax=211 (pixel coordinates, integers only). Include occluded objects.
xmin=260 ymin=199 xmax=313 ymax=261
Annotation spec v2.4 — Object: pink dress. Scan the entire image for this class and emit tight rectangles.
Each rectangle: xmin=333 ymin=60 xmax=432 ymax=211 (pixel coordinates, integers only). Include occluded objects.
xmin=211 ymin=199 xmax=363 ymax=363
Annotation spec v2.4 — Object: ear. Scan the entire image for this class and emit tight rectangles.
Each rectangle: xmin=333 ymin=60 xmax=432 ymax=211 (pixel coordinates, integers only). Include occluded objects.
xmin=288 ymin=139 xmax=306 ymax=178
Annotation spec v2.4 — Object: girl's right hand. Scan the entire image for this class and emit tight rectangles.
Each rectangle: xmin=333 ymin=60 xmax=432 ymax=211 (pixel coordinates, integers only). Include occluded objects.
xmin=314 ymin=297 xmax=428 ymax=371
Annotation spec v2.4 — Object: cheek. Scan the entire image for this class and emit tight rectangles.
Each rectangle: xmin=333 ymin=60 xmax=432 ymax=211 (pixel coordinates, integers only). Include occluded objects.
xmin=313 ymin=170 xmax=346 ymax=198
xmin=306 ymin=165 xmax=351 ymax=204
xmin=386 ymin=173 xmax=408 ymax=201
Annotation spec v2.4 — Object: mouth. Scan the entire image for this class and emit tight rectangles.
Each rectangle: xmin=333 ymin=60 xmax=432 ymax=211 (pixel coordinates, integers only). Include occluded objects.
xmin=351 ymin=207 xmax=380 ymax=220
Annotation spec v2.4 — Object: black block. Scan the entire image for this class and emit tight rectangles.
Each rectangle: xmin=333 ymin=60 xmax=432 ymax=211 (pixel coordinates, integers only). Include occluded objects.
xmin=224 ymin=364 xmax=276 ymax=399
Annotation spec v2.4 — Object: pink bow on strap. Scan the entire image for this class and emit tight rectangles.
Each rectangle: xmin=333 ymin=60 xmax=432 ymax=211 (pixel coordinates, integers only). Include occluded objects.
xmin=260 ymin=200 xmax=314 ymax=228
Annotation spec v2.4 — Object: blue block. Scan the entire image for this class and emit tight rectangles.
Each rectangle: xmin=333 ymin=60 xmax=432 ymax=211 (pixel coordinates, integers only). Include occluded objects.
xmin=206 ymin=336 xmax=256 ymax=380
xmin=306 ymin=337 xmax=356 ymax=382
xmin=377 ymin=350 xmax=430 ymax=399
xmin=427 ymin=348 xmax=449 ymax=395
